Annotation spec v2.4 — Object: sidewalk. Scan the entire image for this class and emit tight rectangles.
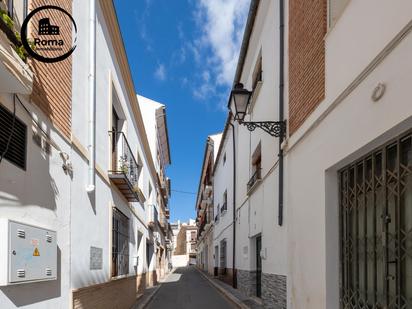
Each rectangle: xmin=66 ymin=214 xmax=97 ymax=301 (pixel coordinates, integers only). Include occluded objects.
xmin=195 ymin=268 xmax=264 ymax=309
xmin=132 ymin=269 xmax=174 ymax=309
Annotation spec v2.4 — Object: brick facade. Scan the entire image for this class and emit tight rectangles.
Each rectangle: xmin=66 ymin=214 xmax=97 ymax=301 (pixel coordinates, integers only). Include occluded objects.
xmin=29 ymin=0 xmax=72 ymax=138
xmin=288 ymin=0 xmax=327 ymax=135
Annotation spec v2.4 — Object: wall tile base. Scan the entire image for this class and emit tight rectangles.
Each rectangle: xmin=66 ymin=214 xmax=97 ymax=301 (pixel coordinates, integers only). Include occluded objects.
xmin=262 ymin=273 xmax=287 ymax=309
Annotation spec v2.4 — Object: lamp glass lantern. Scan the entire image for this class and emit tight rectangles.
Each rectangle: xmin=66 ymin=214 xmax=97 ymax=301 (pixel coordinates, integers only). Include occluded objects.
xmin=229 ymin=83 xmax=252 ymax=122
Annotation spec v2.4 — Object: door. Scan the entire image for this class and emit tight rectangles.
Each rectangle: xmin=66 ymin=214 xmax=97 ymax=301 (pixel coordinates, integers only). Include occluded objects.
xmin=256 ymin=236 xmax=262 ymax=298
xmin=111 ymin=107 xmax=120 ymax=170
xmin=340 ymin=132 xmax=412 ymax=308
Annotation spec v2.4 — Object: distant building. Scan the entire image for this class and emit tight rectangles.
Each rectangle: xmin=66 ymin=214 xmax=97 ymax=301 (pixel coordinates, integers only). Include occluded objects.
xmin=171 ymin=219 xmax=197 ymax=267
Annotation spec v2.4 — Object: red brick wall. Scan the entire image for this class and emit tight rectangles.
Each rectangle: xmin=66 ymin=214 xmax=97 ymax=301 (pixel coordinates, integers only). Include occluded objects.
xmin=288 ymin=0 xmax=327 ymax=135
xmin=29 ymin=0 xmax=72 ymax=138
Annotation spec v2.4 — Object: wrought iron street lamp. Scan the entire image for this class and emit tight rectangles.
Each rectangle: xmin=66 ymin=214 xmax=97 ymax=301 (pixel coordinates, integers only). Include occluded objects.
xmin=228 ymin=83 xmax=286 ymax=138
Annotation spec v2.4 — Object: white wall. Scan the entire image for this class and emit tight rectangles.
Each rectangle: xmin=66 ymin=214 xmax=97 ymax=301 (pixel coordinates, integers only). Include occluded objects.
xmin=285 ymin=1 xmax=412 ymax=308
xmin=0 ymin=93 xmax=71 ymax=309
xmin=234 ymin=0 xmax=287 ymax=277
xmin=213 ymin=126 xmax=234 ymax=270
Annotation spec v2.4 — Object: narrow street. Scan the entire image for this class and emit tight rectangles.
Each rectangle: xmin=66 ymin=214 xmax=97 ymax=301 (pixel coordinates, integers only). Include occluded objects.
xmin=146 ymin=267 xmax=236 ymax=309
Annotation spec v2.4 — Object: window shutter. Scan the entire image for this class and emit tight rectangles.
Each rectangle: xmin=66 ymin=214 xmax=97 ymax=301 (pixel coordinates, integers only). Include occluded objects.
xmin=0 ymin=104 xmax=27 ymax=170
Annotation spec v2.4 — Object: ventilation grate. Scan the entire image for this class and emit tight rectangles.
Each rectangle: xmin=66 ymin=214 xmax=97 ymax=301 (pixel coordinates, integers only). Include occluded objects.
xmin=16 ymin=269 xmax=25 ymax=278
xmin=46 ymin=234 xmax=52 ymax=243
xmin=0 ymin=104 xmax=27 ymax=170
xmin=17 ymin=229 xmax=25 ymax=238
xmin=45 ymin=268 xmax=52 ymax=276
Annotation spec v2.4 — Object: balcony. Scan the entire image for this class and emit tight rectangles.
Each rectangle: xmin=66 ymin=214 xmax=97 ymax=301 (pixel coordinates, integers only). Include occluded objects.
xmin=159 ymin=212 xmax=168 ymax=232
xmin=147 ymin=204 xmax=158 ymax=230
xmin=109 ymin=131 xmax=141 ymax=202
xmin=247 ymin=168 xmax=262 ymax=194
xmin=0 ymin=1 xmax=33 ymax=94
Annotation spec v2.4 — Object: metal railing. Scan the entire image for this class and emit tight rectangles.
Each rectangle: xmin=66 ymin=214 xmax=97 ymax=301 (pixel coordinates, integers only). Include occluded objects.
xmin=109 ymin=131 xmax=140 ymax=189
xmin=220 ymin=202 xmax=227 ymax=214
xmin=247 ymin=168 xmax=261 ymax=192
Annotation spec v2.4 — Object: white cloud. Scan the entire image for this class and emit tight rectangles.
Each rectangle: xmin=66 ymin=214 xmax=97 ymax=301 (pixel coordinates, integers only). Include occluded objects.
xmin=154 ymin=64 xmax=167 ymax=81
xmin=195 ymin=0 xmax=249 ymax=86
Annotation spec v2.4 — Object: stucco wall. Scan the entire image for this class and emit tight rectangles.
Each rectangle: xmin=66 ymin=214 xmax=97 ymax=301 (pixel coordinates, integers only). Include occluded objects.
xmin=285 ymin=1 xmax=412 ymax=307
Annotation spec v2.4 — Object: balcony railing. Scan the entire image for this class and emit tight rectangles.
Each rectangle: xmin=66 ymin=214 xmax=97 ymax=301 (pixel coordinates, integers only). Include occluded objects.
xmin=108 ymin=131 xmax=141 ymax=202
xmin=220 ymin=202 xmax=227 ymax=214
xmin=148 ymin=204 xmax=158 ymax=229
xmin=247 ymin=168 xmax=261 ymax=192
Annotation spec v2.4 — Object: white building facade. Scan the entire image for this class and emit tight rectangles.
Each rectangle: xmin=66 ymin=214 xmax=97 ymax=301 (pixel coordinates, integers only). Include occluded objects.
xmin=207 ymin=0 xmax=412 ymax=308
xmin=196 ymin=133 xmax=221 ymax=276
xmin=0 ymin=1 xmax=171 ymax=308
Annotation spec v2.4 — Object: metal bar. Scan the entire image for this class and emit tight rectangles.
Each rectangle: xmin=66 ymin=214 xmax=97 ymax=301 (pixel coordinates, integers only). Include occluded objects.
xmin=354 ymin=166 xmax=359 ymax=306
xmin=363 ymin=161 xmax=368 ymax=305
xmin=372 ymin=154 xmax=377 ymax=306
xmin=383 ymin=147 xmax=389 ymax=308
xmin=339 ymin=172 xmax=344 ymax=307
xmin=396 ymin=139 xmax=402 ymax=307
xmin=346 ymin=169 xmax=351 ymax=307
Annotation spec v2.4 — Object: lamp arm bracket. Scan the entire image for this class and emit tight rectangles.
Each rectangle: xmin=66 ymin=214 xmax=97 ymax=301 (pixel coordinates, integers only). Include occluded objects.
xmin=239 ymin=120 xmax=286 ymax=137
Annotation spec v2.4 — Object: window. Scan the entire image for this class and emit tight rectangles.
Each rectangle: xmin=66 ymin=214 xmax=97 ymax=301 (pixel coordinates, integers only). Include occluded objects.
xmin=221 ymin=190 xmax=227 ymax=213
xmin=0 ymin=104 xmax=27 ymax=170
xmin=339 ymin=132 xmax=412 ymax=308
xmin=190 ymin=231 xmax=196 ymax=241
xmin=329 ymin=0 xmax=350 ymax=27
xmin=248 ymin=143 xmax=262 ymax=191
xmin=112 ymin=208 xmax=129 ymax=277
xmin=252 ymin=54 xmax=263 ymax=91
xmin=148 ymin=182 xmax=152 ymax=199
xmin=220 ymin=240 xmax=227 ymax=272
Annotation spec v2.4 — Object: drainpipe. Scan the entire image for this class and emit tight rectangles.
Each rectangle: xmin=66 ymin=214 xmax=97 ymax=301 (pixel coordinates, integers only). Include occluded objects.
xmin=278 ymin=0 xmax=285 ymax=226
xmin=229 ymin=120 xmax=237 ymax=288
xmin=86 ymin=0 xmax=97 ymax=193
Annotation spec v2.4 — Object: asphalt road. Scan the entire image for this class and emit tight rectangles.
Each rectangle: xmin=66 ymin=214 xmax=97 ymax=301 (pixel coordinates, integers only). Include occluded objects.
xmin=146 ymin=266 xmax=237 ymax=309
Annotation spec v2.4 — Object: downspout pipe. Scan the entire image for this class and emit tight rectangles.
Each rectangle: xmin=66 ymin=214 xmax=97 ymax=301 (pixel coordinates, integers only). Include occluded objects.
xmin=229 ymin=120 xmax=237 ymax=288
xmin=86 ymin=0 xmax=97 ymax=193
xmin=278 ymin=0 xmax=285 ymax=226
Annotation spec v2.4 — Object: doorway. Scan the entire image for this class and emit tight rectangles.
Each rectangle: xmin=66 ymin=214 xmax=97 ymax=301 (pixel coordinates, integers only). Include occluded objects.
xmin=339 ymin=132 xmax=412 ymax=308
xmin=256 ymin=236 xmax=262 ymax=298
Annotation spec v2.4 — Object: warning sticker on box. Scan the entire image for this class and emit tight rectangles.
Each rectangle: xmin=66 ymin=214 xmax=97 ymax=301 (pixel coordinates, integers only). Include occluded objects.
xmin=33 ymin=247 xmax=40 ymax=256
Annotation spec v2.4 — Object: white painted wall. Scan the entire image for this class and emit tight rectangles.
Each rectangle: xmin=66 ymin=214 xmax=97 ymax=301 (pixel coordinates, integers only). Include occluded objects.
xmin=284 ymin=1 xmax=412 ymax=308
xmin=0 ymin=2 xmax=160 ymax=308
xmin=0 ymin=93 xmax=71 ymax=309
xmin=213 ymin=126 xmax=234 ymax=270
xmin=234 ymin=0 xmax=287 ymax=278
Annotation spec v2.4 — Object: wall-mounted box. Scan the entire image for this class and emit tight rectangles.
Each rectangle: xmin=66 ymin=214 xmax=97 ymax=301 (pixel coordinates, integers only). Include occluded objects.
xmin=0 ymin=219 xmax=57 ymax=285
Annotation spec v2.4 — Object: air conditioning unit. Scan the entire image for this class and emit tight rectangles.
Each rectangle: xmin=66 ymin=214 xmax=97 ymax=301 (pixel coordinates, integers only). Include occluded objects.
xmin=0 ymin=219 xmax=57 ymax=286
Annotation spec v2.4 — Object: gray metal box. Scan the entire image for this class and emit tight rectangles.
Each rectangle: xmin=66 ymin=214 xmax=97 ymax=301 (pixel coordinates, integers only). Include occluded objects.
xmin=0 ymin=219 xmax=57 ymax=285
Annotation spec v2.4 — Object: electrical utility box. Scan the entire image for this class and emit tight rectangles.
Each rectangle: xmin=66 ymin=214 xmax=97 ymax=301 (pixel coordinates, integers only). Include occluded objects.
xmin=0 ymin=219 xmax=57 ymax=285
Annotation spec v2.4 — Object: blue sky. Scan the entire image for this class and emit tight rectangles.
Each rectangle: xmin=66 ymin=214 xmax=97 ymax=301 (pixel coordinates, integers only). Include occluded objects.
xmin=114 ymin=0 xmax=249 ymax=223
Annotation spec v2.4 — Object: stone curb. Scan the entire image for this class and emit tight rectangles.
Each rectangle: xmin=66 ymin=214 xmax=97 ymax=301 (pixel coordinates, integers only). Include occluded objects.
xmin=195 ymin=267 xmax=250 ymax=309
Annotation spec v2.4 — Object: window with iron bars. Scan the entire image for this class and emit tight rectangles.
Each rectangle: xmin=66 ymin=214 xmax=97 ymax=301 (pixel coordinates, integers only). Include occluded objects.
xmin=112 ymin=208 xmax=129 ymax=277
xmin=339 ymin=131 xmax=412 ymax=308
xmin=220 ymin=239 xmax=227 ymax=274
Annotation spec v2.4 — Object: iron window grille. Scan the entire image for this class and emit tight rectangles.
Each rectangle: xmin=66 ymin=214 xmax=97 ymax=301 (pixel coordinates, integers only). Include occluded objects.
xmin=247 ymin=168 xmax=262 ymax=192
xmin=339 ymin=131 xmax=412 ymax=308
xmin=0 ymin=103 xmax=27 ymax=170
xmin=220 ymin=240 xmax=227 ymax=274
xmin=112 ymin=208 xmax=129 ymax=277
